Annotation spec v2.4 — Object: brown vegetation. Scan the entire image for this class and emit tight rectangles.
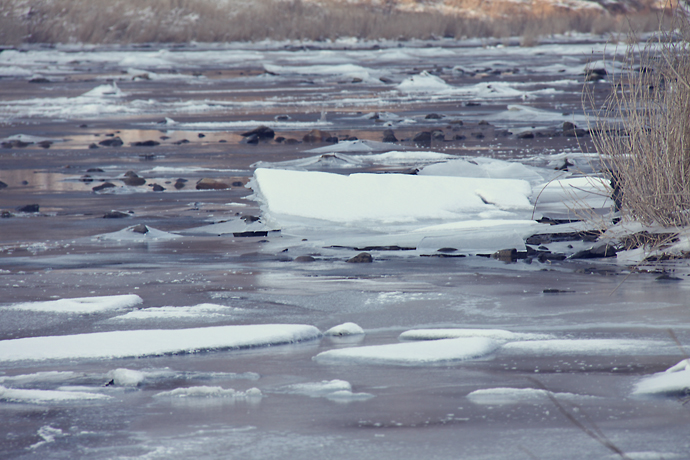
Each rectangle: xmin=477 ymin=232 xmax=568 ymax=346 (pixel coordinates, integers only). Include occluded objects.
xmin=0 ymin=0 xmax=673 ymax=45
xmin=588 ymin=7 xmax=690 ymax=227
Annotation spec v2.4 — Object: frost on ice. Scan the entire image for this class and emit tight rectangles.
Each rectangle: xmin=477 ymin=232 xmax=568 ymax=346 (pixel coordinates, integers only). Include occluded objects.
xmin=0 ymin=324 xmax=321 ymax=363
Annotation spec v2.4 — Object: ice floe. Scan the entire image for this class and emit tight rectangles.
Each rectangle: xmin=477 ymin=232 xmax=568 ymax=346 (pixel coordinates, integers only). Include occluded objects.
xmin=0 ymin=324 xmax=321 ymax=363
xmin=314 ymin=337 xmax=500 ymax=366
xmin=324 ymin=322 xmax=365 ymax=336
xmin=399 ymin=328 xmax=553 ymax=341
xmin=153 ymin=386 xmax=262 ymax=399
xmin=275 ymin=379 xmax=373 ymax=402
xmin=397 ymin=71 xmax=454 ymax=93
xmin=632 ymin=359 xmax=690 ymax=397
xmin=109 ymin=303 xmax=237 ymax=321
xmin=0 ymin=386 xmax=112 ymax=404
xmin=500 ymin=339 xmax=673 ymax=356
xmin=467 ymin=387 xmax=597 ymax=405
xmin=4 ymin=294 xmax=143 ymax=314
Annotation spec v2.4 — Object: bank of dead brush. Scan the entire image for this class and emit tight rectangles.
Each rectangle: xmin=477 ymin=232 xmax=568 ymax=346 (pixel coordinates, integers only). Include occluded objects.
xmin=0 ymin=0 xmax=669 ymax=44
xmin=589 ymin=7 xmax=690 ymax=227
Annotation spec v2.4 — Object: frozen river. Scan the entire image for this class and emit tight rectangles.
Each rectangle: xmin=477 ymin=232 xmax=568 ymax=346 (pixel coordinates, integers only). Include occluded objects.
xmin=0 ymin=36 xmax=689 ymax=459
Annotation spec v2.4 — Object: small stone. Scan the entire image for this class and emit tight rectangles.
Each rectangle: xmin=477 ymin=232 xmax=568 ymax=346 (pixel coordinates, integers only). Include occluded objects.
xmin=413 ymin=131 xmax=432 ymax=147
xmin=16 ymin=204 xmax=39 ymax=213
xmin=518 ymin=131 xmax=535 ymax=139
xmin=151 ymin=184 xmax=165 ymax=192
xmin=492 ymin=248 xmax=518 ymax=263
xmin=123 ymin=177 xmax=146 ymax=186
xmin=132 ymin=140 xmax=160 ymax=147
xmin=242 ymin=134 xmax=259 ymax=144
xmin=294 ymin=255 xmax=316 ymax=263
xmin=1 ymin=211 xmax=13 ymax=218
xmin=425 ymin=113 xmax=443 ymax=119
xmin=174 ymin=179 xmax=186 ymax=189
xmin=98 ymin=137 xmax=123 ymax=147
xmin=93 ymin=182 xmax=116 ymax=192
xmin=198 ymin=133 xmax=205 ymax=138
xmin=131 ymin=224 xmax=149 ymax=234
xmin=241 ymin=126 xmax=275 ymax=140
xmin=347 ymin=252 xmax=373 ymax=263
xmin=196 ymin=178 xmax=229 ymax=190
xmin=103 ymin=211 xmax=131 ymax=218
xmin=382 ymin=129 xmax=398 ymax=143
xmin=86 ymin=168 xmax=104 ymax=173
xmin=37 ymin=140 xmax=52 ymax=149
xmin=88 ymin=143 xmax=99 ymax=149
xmin=0 ymin=181 xmax=7 ymax=189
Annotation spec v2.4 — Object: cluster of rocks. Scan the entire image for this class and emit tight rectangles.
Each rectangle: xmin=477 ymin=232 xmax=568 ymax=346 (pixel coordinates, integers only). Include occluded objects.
xmin=1 ymin=139 xmax=52 ymax=149
xmin=1 ymin=203 xmax=41 ymax=218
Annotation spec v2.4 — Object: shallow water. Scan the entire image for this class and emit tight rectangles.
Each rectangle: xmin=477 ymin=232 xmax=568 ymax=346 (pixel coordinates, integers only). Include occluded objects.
xmin=1 ymin=37 xmax=689 ymax=460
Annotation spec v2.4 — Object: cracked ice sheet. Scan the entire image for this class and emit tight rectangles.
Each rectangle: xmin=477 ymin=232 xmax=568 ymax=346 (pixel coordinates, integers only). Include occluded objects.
xmin=314 ymin=337 xmax=501 ymax=366
xmin=0 ymin=324 xmax=321 ymax=363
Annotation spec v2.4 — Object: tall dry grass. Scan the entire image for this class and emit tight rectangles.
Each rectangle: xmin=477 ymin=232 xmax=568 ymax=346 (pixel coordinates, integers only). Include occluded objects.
xmin=0 ymin=0 xmax=671 ymax=44
xmin=588 ymin=7 xmax=690 ymax=227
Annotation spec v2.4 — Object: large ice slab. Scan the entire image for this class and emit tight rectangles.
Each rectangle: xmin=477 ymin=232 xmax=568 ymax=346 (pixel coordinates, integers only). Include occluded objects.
xmin=467 ymin=387 xmax=597 ymax=405
xmin=0 ymin=324 xmax=321 ymax=363
xmin=314 ymin=337 xmax=500 ymax=366
xmin=0 ymin=386 xmax=112 ymax=404
xmin=399 ymin=328 xmax=553 ymax=341
xmin=633 ymin=359 xmax=690 ymax=397
xmin=500 ymin=339 xmax=672 ymax=356
xmin=5 ymin=294 xmax=143 ymax=314
xmin=252 ymin=168 xmax=532 ymax=225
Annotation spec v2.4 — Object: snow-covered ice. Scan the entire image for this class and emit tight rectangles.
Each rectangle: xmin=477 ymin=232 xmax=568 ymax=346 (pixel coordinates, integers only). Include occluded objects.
xmin=324 ymin=322 xmax=365 ymax=336
xmin=274 ymin=379 xmax=373 ymax=402
xmin=314 ymin=337 xmax=501 ymax=366
xmin=153 ymin=386 xmax=262 ymax=399
xmin=4 ymin=294 xmax=143 ymax=314
xmin=500 ymin=339 xmax=673 ymax=356
xmin=0 ymin=386 xmax=112 ymax=404
xmin=0 ymin=324 xmax=321 ymax=362
xmin=399 ymin=328 xmax=553 ymax=341
xmin=467 ymin=387 xmax=598 ymax=405
xmin=109 ymin=304 xmax=237 ymax=321
xmin=633 ymin=359 xmax=690 ymax=397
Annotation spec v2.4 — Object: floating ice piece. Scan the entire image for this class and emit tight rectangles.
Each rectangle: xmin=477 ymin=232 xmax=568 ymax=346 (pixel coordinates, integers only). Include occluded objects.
xmin=500 ymin=339 xmax=671 ymax=356
xmin=252 ymin=168 xmax=532 ymax=225
xmin=419 ymin=157 xmax=553 ymax=186
xmin=109 ymin=303 xmax=236 ymax=321
xmin=0 ymin=385 xmax=112 ymax=403
xmin=0 ymin=324 xmax=321 ymax=363
xmin=397 ymin=71 xmax=453 ymax=93
xmin=5 ymin=294 xmax=143 ymax=314
xmin=275 ymin=379 xmax=373 ymax=402
xmin=153 ymin=386 xmax=262 ymax=399
xmin=314 ymin=337 xmax=500 ymax=366
xmin=0 ymin=371 xmax=81 ymax=386
xmin=324 ymin=323 xmax=365 ymax=336
xmin=81 ymin=83 xmax=124 ymax=98
xmin=94 ymin=225 xmax=182 ymax=241
xmin=632 ymin=359 xmax=690 ymax=396
xmin=399 ymin=328 xmax=553 ymax=341
xmin=467 ymin=387 xmax=597 ymax=405
xmin=107 ymin=368 xmax=146 ymax=387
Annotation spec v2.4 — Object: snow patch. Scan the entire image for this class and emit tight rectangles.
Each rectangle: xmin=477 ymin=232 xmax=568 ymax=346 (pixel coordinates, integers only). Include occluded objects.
xmin=324 ymin=322 xmax=365 ymax=336
xmin=5 ymin=294 xmax=142 ymax=314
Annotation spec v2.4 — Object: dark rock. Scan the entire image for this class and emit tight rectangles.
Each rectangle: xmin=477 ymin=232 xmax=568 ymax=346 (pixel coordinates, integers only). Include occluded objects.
xmin=80 ymin=175 xmax=93 ymax=183
xmin=241 ymin=215 xmax=260 ymax=223
xmin=233 ymin=231 xmax=269 ymax=237
xmin=294 ymin=255 xmax=316 ymax=263
xmin=537 ymin=252 xmax=567 ymax=262
xmin=131 ymin=224 xmax=149 ymax=234
xmin=123 ymin=177 xmax=146 ymax=186
xmin=1 ymin=211 xmax=13 ymax=218
xmin=347 ymin=252 xmax=373 ymax=263
xmin=1 ymin=140 xmax=31 ymax=148
xmin=86 ymin=168 xmax=104 ymax=173
xmin=241 ymin=126 xmax=275 ymax=140
xmin=351 ymin=77 xmax=363 ymax=83
xmin=151 ymin=184 xmax=165 ymax=192
xmin=242 ymin=134 xmax=259 ymax=144
xmin=413 ymin=131 xmax=432 ymax=147
xmin=103 ymin=211 xmax=131 ymax=218
xmin=79 ymin=124 xmax=88 ymax=128
xmin=379 ymin=77 xmax=393 ymax=83
xmin=555 ymin=158 xmax=574 ymax=171
xmin=656 ymin=273 xmax=683 ymax=282
xmin=174 ymin=179 xmax=186 ymax=189
xmin=381 ymin=129 xmax=397 ymax=142
xmin=88 ymin=143 xmax=99 ymax=149
xmin=478 ymin=120 xmax=490 ymax=126
xmin=275 ymin=136 xmax=285 ymax=143
xmin=303 ymin=129 xmax=331 ymax=143
xmin=425 ymin=113 xmax=443 ymax=119
xmin=437 ymin=247 xmax=457 ymax=253
xmin=231 ymin=181 xmax=244 ymax=187
xmin=132 ymin=140 xmax=160 ymax=147
xmin=93 ymin=182 xmax=116 ymax=192
xmin=16 ymin=204 xmax=39 ymax=213
xmin=196 ymin=178 xmax=229 ymax=190
xmin=431 ymin=130 xmax=445 ymax=141
xmin=492 ymin=248 xmax=518 ymax=263
xmin=325 ymin=136 xmax=339 ymax=144
xmin=285 ymin=138 xmax=300 ymax=145
xmin=517 ymin=131 xmax=534 ymax=139
xmin=124 ymin=171 xmax=139 ymax=178
xmin=449 ymin=119 xmax=464 ymax=126
xmin=563 ymin=122 xmax=588 ymax=137
xmin=543 ymin=289 xmax=574 ymax=294
xmin=0 ymin=181 xmax=7 ymax=189
xmin=173 ymin=139 xmax=190 ymax=145
xmin=453 ymin=134 xmax=466 ymax=140
xmin=21 ymin=180 xmax=28 ymax=185
xmin=37 ymin=140 xmax=52 ymax=149
xmin=29 ymin=77 xmax=50 ymax=83
xmin=585 ymin=68 xmax=607 ymax=82
xmin=466 ymin=102 xmax=481 ymax=106
xmin=570 ymin=243 xmax=617 ymax=259
xmin=198 ymin=133 xmax=205 ymax=138
xmin=98 ymin=137 xmax=123 ymax=147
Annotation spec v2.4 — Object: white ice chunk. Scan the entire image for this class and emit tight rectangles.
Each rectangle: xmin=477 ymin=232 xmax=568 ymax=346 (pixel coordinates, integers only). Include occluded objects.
xmin=0 ymin=324 xmax=321 ymax=363
xmin=314 ymin=337 xmax=500 ymax=366
xmin=110 ymin=303 xmax=235 ymax=321
xmin=94 ymin=225 xmax=182 ymax=241
xmin=5 ymin=294 xmax=142 ymax=314
xmin=633 ymin=359 xmax=690 ymax=396
xmin=107 ymin=368 xmax=146 ymax=387
xmin=399 ymin=328 xmax=553 ymax=341
xmin=0 ymin=386 xmax=112 ymax=403
xmin=467 ymin=387 xmax=597 ymax=405
xmin=500 ymin=339 xmax=672 ymax=356
xmin=419 ymin=157 xmax=553 ymax=186
xmin=252 ymin=168 xmax=532 ymax=225
xmin=276 ymin=379 xmax=373 ymax=402
xmin=81 ymin=83 xmax=124 ymax=98
xmin=397 ymin=71 xmax=453 ymax=93
xmin=153 ymin=386 xmax=262 ymax=399
xmin=324 ymin=323 xmax=365 ymax=336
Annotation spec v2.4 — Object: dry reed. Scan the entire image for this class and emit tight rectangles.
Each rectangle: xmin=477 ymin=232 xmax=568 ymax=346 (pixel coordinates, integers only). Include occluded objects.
xmin=588 ymin=6 xmax=690 ymax=227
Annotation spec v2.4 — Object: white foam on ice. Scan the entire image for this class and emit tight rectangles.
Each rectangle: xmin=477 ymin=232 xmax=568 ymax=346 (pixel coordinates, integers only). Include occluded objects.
xmin=275 ymin=379 xmax=373 ymax=402
xmin=109 ymin=304 xmax=236 ymax=321
xmin=324 ymin=323 xmax=365 ymax=336
xmin=153 ymin=386 xmax=262 ymax=399
xmin=314 ymin=337 xmax=500 ymax=366
xmin=632 ymin=359 xmax=690 ymax=396
xmin=0 ymin=324 xmax=322 ymax=363
xmin=5 ymin=294 xmax=143 ymax=314
xmin=500 ymin=339 xmax=672 ymax=356
xmin=0 ymin=386 xmax=112 ymax=403
xmin=399 ymin=328 xmax=553 ymax=341
xmin=467 ymin=387 xmax=598 ymax=405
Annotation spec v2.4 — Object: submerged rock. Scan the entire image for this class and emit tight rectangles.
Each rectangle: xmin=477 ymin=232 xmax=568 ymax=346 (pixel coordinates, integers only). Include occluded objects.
xmin=0 ymin=181 xmax=7 ymax=189
xmin=93 ymin=182 xmax=116 ymax=192
xmin=302 ymin=129 xmax=331 ymax=143
xmin=16 ymin=204 xmax=39 ymax=213
xmin=294 ymin=255 xmax=316 ymax=263
xmin=98 ymin=137 xmax=123 ymax=147
xmin=103 ymin=211 xmax=131 ymax=219
xmin=196 ymin=178 xmax=229 ymax=190
xmin=413 ymin=131 xmax=432 ymax=147
xmin=131 ymin=224 xmax=149 ymax=234
xmin=347 ymin=252 xmax=373 ymax=263
xmin=241 ymin=126 xmax=275 ymax=140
